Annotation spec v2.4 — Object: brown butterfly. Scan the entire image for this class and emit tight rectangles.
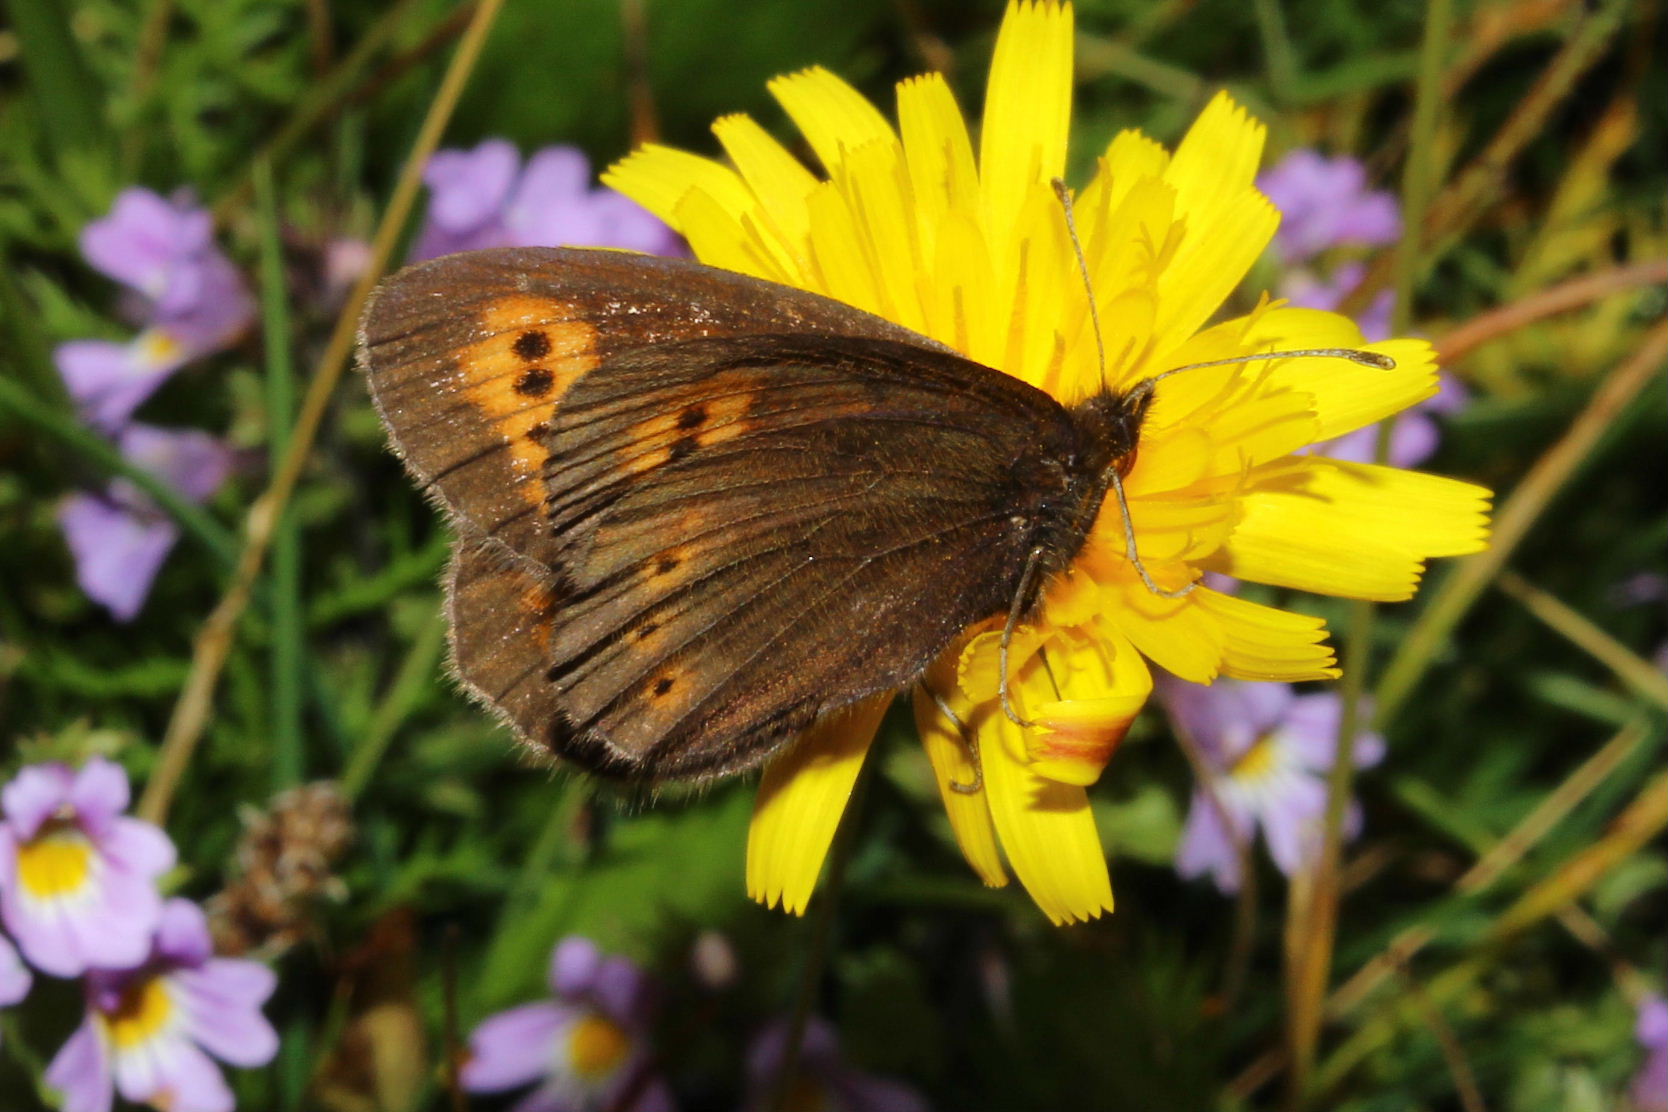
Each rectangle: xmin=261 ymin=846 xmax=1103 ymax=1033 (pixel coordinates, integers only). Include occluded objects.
xmin=358 ymin=246 xmax=1380 ymax=783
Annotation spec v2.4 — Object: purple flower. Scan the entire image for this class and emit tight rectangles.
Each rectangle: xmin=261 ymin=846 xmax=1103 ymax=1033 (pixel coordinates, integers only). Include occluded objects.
xmin=744 ymin=1017 xmax=929 ymax=1112
xmin=45 ymin=898 xmax=278 ymax=1112
xmin=1157 ymin=679 xmax=1384 ymax=893
xmin=1635 ymin=995 xmax=1668 ymax=1112
xmin=461 ymin=936 xmax=674 ymax=1112
xmin=1259 ymin=151 xmax=1400 ymax=264
xmin=412 ymin=141 xmax=681 ymax=262
xmin=1279 ymin=260 xmax=1396 ymax=342
xmin=58 ymin=424 xmax=234 ymax=622
xmin=63 ymin=189 xmax=253 ymax=430
xmin=0 ymin=757 xmax=176 ymax=976
xmin=0 ymin=932 xmax=30 ymax=1007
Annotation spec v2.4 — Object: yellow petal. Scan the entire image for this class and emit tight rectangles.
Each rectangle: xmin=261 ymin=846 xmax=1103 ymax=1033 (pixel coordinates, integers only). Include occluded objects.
xmin=1193 ymin=587 xmax=1339 ymax=681
xmin=1211 ymin=458 xmax=1493 ymax=600
xmin=911 ymin=655 xmax=1006 ymax=887
xmin=980 ymin=703 xmax=1113 ymax=925
xmin=768 ymin=67 xmax=896 ymax=178
xmin=896 ymin=72 xmax=978 ymax=250
xmin=711 ymin=113 xmax=818 ymax=247
xmin=1020 ymin=630 xmax=1152 ymax=786
xmin=603 ymin=145 xmax=753 ymax=231
xmin=979 ymin=1 xmax=1074 ymax=257
xmin=747 ymin=696 xmax=891 ymax=914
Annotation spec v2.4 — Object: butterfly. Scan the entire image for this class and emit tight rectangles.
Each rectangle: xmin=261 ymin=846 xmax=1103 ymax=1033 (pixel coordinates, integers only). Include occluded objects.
xmin=358 ymin=246 xmax=1384 ymax=783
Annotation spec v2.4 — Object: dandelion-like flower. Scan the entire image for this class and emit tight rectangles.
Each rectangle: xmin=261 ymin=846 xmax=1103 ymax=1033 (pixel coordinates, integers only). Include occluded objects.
xmin=45 ymin=898 xmax=278 ymax=1112
xmin=461 ymin=936 xmax=674 ymax=1112
xmin=1157 ymin=677 xmax=1383 ymax=892
xmin=0 ymin=756 xmax=175 ymax=975
xmin=606 ymin=0 xmax=1490 ymax=922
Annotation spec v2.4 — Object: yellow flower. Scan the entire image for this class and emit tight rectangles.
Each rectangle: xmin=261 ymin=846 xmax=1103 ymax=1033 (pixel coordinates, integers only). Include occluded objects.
xmin=606 ymin=0 xmax=1491 ymax=924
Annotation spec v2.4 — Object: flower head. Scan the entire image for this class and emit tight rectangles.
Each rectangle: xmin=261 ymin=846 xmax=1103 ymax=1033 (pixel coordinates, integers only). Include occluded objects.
xmin=461 ymin=936 xmax=674 ymax=1112
xmin=45 ymin=898 xmax=278 ymax=1112
xmin=62 ymin=190 xmax=252 ymax=430
xmin=744 ymin=1017 xmax=929 ymax=1112
xmin=0 ymin=756 xmax=175 ymax=976
xmin=1157 ymin=678 xmax=1383 ymax=892
xmin=1635 ymin=995 xmax=1668 ymax=1112
xmin=606 ymin=0 xmax=1490 ymax=922
xmin=1257 ymin=150 xmax=1400 ymax=264
xmin=412 ymin=141 xmax=681 ymax=262
xmin=58 ymin=425 xmax=234 ymax=621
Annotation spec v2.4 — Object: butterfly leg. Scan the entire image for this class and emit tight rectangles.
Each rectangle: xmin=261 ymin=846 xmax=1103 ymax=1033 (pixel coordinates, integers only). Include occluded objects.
xmin=1107 ymin=469 xmax=1197 ymax=600
xmin=921 ymin=681 xmax=983 ymax=794
xmin=998 ymin=546 xmax=1048 ymax=728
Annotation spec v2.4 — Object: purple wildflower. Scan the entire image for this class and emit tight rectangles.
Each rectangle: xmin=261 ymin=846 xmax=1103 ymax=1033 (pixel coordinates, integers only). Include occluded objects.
xmin=0 ymin=932 xmax=30 ymax=1007
xmin=1156 ymin=678 xmax=1384 ymax=893
xmin=58 ymin=424 xmax=234 ymax=622
xmin=1259 ymin=150 xmax=1400 ymax=264
xmin=62 ymin=189 xmax=252 ymax=430
xmin=45 ymin=898 xmax=278 ymax=1112
xmin=412 ymin=141 xmax=681 ymax=262
xmin=1635 ymin=995 xmax=1668 ymax=1112
xmin=744 ymin=1017 xmax=929 ymax=1112
xmin=0 ymin=757 xmax=175 ymax=976
xmin=461 ymin=936 xmax=674 ymax=1112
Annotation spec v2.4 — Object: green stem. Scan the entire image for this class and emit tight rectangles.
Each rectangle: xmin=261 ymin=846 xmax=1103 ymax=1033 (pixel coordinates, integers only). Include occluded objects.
xmin=256 ymin=159 xmax=306 ymax=791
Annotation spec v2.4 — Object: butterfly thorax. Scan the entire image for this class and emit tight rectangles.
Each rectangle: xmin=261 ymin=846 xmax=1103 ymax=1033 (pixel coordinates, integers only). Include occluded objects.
xmin=1023 ymin=385 xmax=1153 ymax=596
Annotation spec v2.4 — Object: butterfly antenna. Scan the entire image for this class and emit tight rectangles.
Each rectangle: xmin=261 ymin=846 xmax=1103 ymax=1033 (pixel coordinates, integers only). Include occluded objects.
xmin=1052 ymin=178 xmax=1109 ymax=393
xmin=921 ymin=682 xmax=983 ymax=794
xmin=1129 ymin=347 xmax=1396 ymax=405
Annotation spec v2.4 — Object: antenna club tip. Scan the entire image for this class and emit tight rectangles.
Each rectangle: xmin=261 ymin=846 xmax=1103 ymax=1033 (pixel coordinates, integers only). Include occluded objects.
xmin=1353 ymin=351 xmax=1397 ymax=370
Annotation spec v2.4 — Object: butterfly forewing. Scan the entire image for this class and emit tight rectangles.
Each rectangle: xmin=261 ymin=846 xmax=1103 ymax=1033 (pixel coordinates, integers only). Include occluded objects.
xmin=361 ymin=248 xmax=1093 ymax=781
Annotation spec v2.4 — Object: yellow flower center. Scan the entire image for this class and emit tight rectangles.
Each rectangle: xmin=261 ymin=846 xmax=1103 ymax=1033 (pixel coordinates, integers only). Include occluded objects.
xmin=566 ymin=1013 xmax=631 ymax=1081
xmin=104 ymin=977 xmax=174 ymax=1049
xmin=1230 ymin=731 xmax=1281 ymax=785
xmin=16 ymin=821 xmax=94 ymax=899
xmin=138 ymin=328 xmax=183 ymax=367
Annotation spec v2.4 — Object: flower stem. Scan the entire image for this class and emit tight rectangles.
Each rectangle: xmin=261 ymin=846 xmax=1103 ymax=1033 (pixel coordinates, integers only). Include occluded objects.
xmin=137 ymin=0 xmax=510 ymax=826
xmin=1284 ymin=0 xmax=1452 ymax=1100
xmin=255 ymin=158 xmax=306 ymax=792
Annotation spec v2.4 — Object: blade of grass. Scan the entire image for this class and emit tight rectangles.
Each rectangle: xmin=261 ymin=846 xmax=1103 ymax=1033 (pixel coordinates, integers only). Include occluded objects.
xmin=1435 ymin=259 xmax=1668 ymax=365
xmin=341 ymin=608 xmax=449 ymax=800
xmin=1338 ymin=0 xmax=1630 ymax=317
xmin=138 ymin=0 xmax=510 ymax=827
xmin=255 ymin=159 xmax=306 ymax=791
xmin=4 ymin=0 xmax=108 ymax=158
xmin=1283 ymin=0 xmax=1453 ymax=1100
xmin=1315 ymin=769 xmax=1668 ymax=1092
xmin=1376 ymin=321 xmax=1668 ymax=724
xmin=1497 ymin=570 xmax=1668 ymax=709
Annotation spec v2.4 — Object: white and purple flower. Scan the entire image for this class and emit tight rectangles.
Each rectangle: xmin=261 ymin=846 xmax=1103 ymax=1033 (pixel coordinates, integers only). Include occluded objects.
xmin=45 ymin=898 xmax=278 ymax=1112
xmin=412 ymin=140 xmax=681 ymax=262
xmin=61 ymin=189 xmax=252 ymax=431
xmin=461 ymin=935 xmax=674 ymax=1112
xmin=1157 ymin=679 xmax=1384 ymax=893
xmin=744 ymin=1017 xmax=929 ymax=1112
xmin=0 ymin=757 xmax=175 ymax=976
xmin=0 ymin=931 xmax=31 ymax=1010
xmin=1259 ymin=150 xmax=1401 ymax=265
xmin=57 ymin=424 xmax=235 ymax=622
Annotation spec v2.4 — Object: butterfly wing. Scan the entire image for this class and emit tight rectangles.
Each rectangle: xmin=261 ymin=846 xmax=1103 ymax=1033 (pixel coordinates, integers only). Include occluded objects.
xmin=361 ymin=249 xmax=1086 ymax=781
xmin=359 ymin=247 xmax=957 ymax=565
